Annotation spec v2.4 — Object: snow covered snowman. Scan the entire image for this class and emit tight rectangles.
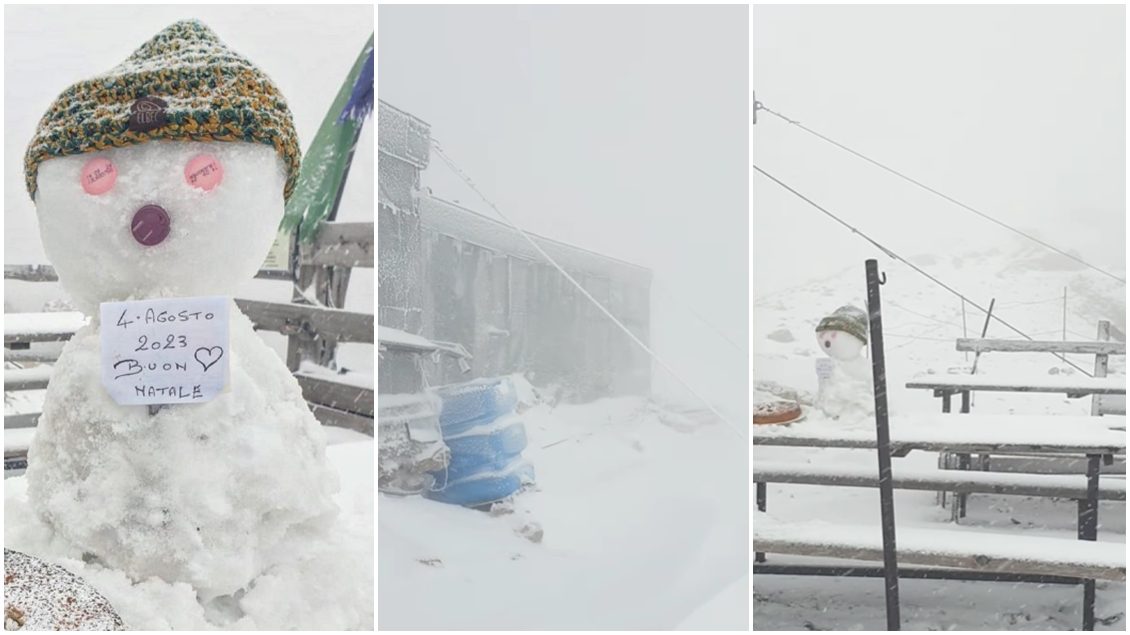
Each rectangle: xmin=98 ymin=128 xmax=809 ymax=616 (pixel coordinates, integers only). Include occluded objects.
xmin=22 ymin=21 xmax=338 ymax=600
xmin=814 ymin=305 xmax=874 ymax=420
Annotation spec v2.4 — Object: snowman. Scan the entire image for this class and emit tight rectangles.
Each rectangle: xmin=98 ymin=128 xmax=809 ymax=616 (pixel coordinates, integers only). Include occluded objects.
xmin=814 ymin=305 xmax=874 ymax=421
xmin=22 ymin=21 xmax=339 ymax=601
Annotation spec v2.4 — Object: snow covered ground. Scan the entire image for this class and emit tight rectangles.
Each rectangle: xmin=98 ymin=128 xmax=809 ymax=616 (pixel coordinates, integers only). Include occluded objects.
xmin=379 ymin=395 xmax=748 ymax=629
xmin=752 ymin=244 xmax=1126 ymax=630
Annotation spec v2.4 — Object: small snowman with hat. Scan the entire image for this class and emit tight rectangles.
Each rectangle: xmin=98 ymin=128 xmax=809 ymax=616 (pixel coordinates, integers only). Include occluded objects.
xmin=814 ymin=305 xmax=874 ymax=420
xmin=20 ymin=20 xmax=343 ymax=609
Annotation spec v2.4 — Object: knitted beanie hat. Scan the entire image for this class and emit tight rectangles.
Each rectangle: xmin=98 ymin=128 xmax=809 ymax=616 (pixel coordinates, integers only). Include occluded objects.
xmin=25 ymin=20 xmax=300 ymax=201
xmin=815 ymin=305 xmax=869 ymax=345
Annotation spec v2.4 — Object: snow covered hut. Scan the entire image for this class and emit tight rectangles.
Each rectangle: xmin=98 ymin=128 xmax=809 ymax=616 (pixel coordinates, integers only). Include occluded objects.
xmin=378 ymin=101 xmax=652 ymax=400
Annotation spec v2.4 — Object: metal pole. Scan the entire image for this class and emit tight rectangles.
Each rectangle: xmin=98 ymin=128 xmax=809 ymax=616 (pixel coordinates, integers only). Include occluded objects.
xmin=866 ymin=259 xmax=901 ymax=631
xmin=961 ymin=298 xmax=968 ymax=363
xmin=755 ymin=482 xmax=767 ymax=563
xmin=1079 ymin=453 xmax=1101 ymax=630
xmin=1063 ymin=287 xmax=1068 ymax=342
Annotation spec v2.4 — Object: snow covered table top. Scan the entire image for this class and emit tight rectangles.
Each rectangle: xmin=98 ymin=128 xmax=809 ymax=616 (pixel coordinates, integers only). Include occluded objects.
xmin=4 ymin=312 xmax=87 ymax=344
xmin=752 ymin=460 xmax=1126 ymax=500
xmin=906 ymin=373 xmax=1126 ymax=395
xmin=752 ymin=414 xmax=1126 ymax=454
xmin=752 ymin=514 xmax=1126 ymax=581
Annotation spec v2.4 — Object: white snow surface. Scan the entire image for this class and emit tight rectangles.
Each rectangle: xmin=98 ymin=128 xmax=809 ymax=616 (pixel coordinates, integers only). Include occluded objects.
xmin=6 ymin=439 xmax=373 ymax=630
xmin=379 ymin=396 xmax=748 ymax=629
xmin=4 ymin=312 xmax=86 ymax=337
xmin=753 ymin=245 xmax=1126 ymax=630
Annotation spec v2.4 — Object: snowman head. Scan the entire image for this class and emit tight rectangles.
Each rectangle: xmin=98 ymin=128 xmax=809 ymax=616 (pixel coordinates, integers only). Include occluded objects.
xmin=24 ymin=20 xmax=300 ymax=315
xmin=34 ymin=142 xmax=286 ymax=314
xmin=815 ymin=304 xmax=869 ymax=361
xmin=815 ymin=329 xmax=865 ymax=361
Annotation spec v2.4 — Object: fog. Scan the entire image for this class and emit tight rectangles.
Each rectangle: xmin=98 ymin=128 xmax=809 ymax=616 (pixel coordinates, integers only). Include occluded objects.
xmin=753 ymin=4 xmax=1126 ymax=297
xmin=379 ymin=4 xmax=749 ymax=422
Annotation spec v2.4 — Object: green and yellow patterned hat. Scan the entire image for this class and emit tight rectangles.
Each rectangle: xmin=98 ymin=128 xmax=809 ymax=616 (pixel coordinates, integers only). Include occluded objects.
xmin=25 ymin=19 xmax=301 ymax=200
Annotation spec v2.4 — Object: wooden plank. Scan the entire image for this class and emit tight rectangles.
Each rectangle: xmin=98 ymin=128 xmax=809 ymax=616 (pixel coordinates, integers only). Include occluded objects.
xmin=752 ymin=462 xmax=1125 ymax=500
xmin=956 ymin=338 xmax=1126 ymax=355
xmin=752 ymin=435 xmax=1124 ymax=455
xmin=309 ymin=403 xmax=374 ymax=436
xmin=4 ymin=367 xmax=52 ymax=391
xmin=5 ymin=264 xmax=296 ymax=282
xmin=4 ymin=265 xmax=58 ymax=282
xmin=4 ymin=413 xmax=40 ymax=429
xmin=754 ymin=524 xmax=1126 ymax=582
xmin=235 ymin=298 xmax=373 ymax=344
xmin=295 ymin=373 xmax=374 ymax=417
xmin=4 ymin=312 xmax=87 ymax=344
xmin=302 ymin=222 xmax=374 ymax=268
xmin=4 ymin=343 xmax=64 ymax=363
xmin=751 ymin=414 xmax=1125 ymax=455
xmin=906 ymin=375 xmax=1125 ymax=395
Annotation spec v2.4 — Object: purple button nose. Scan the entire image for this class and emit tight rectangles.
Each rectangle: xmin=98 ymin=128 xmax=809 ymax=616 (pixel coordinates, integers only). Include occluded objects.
xmin=131 ymin=205 xmax=170 ymax=246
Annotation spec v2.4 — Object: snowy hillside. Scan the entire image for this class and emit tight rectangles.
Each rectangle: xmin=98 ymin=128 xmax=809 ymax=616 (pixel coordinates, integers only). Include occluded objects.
xmin=752 ymin=242 xmax=1126 ymax=630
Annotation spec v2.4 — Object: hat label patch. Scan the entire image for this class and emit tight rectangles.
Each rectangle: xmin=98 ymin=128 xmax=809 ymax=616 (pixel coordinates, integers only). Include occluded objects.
xmin=129 ymin=97 xmax=168 ymax=132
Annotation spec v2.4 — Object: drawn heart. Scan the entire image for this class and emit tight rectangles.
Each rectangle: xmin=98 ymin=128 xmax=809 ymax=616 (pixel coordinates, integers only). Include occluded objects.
xmin=194 ymin=346 xmax=224 ymax=372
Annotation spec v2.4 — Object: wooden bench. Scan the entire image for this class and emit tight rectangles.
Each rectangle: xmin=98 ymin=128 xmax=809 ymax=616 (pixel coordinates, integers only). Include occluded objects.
xmin=753 ymin=414 xmax=1125 ymax=629
xmin=753 ymin=461 xmax=1125 ymax=501
xmin=754 ymin=514 xmax=1126 ymax=582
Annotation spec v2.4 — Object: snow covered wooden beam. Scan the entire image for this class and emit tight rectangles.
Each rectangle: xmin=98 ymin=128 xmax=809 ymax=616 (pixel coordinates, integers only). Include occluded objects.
xmin=3 ymin=367 xmax=53 ymax=392
xmin=906 ymin=375 xmax=1125 ymax=395
xmin=236 ymin=299 xmax=374 ymax=344
xmin=956 ymin=338 xmax=1126 ymax=355
xmin=4 ymin=312 xmax=87 ymax=345
xmin=752 ymin=461 xmax=1125 ymax=500
xmin=753 ymin=518 xmax=1127 ymax=581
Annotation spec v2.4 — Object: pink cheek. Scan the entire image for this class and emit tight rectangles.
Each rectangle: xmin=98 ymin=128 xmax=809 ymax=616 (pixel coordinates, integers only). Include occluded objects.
xmin=184 ymin=154 xmax=223 ymax=191
xmin=81 ymin=157 xmax=117 ymax=195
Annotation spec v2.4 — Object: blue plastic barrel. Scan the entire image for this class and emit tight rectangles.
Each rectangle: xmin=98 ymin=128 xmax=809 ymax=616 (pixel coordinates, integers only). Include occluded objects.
xmin=426 ymin=378 xmax=535 ymax=507
xmin=426 ymin=460 xmax=536 ymax=507
xmin=431 ymin=378 xmax=519 ymax=436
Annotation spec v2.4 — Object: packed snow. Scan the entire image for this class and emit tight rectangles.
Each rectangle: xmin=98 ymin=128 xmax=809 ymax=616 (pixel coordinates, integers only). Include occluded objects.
xmin=6 ymin=436 xmax=373 ymax=629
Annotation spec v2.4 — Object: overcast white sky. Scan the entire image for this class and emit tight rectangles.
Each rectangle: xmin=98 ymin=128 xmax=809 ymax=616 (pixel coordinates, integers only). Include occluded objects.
xmin=753 ymin=4 xmax=1125 ymax=296
xmin=379 ymin=5 xmax=749 ymax=419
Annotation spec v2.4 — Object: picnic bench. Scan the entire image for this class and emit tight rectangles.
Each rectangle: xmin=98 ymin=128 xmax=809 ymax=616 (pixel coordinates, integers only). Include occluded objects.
xmin=753 ymin=513 xmax=1126 ymax=582
xmin=904 ymin=332 xmax=1126 ymax=520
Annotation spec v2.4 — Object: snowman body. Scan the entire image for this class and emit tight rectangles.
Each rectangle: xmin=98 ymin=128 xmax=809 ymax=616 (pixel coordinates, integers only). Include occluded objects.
xmin=815 ymin=318 xmax=875 ymax=421
xmin=25 ymin=141 xmax=339 ymax=600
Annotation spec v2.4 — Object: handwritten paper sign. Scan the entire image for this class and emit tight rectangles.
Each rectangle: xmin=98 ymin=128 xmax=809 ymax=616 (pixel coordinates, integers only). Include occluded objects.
xmin=815 ymin=357 xmax=834 ymax=394
xmin=100 ymin=296 xmax=229 ymax=406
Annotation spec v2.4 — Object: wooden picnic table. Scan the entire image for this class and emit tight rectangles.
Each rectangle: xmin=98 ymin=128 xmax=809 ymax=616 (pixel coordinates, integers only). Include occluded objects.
xmin=905 ymin=375 xmax=1126 ymax=412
